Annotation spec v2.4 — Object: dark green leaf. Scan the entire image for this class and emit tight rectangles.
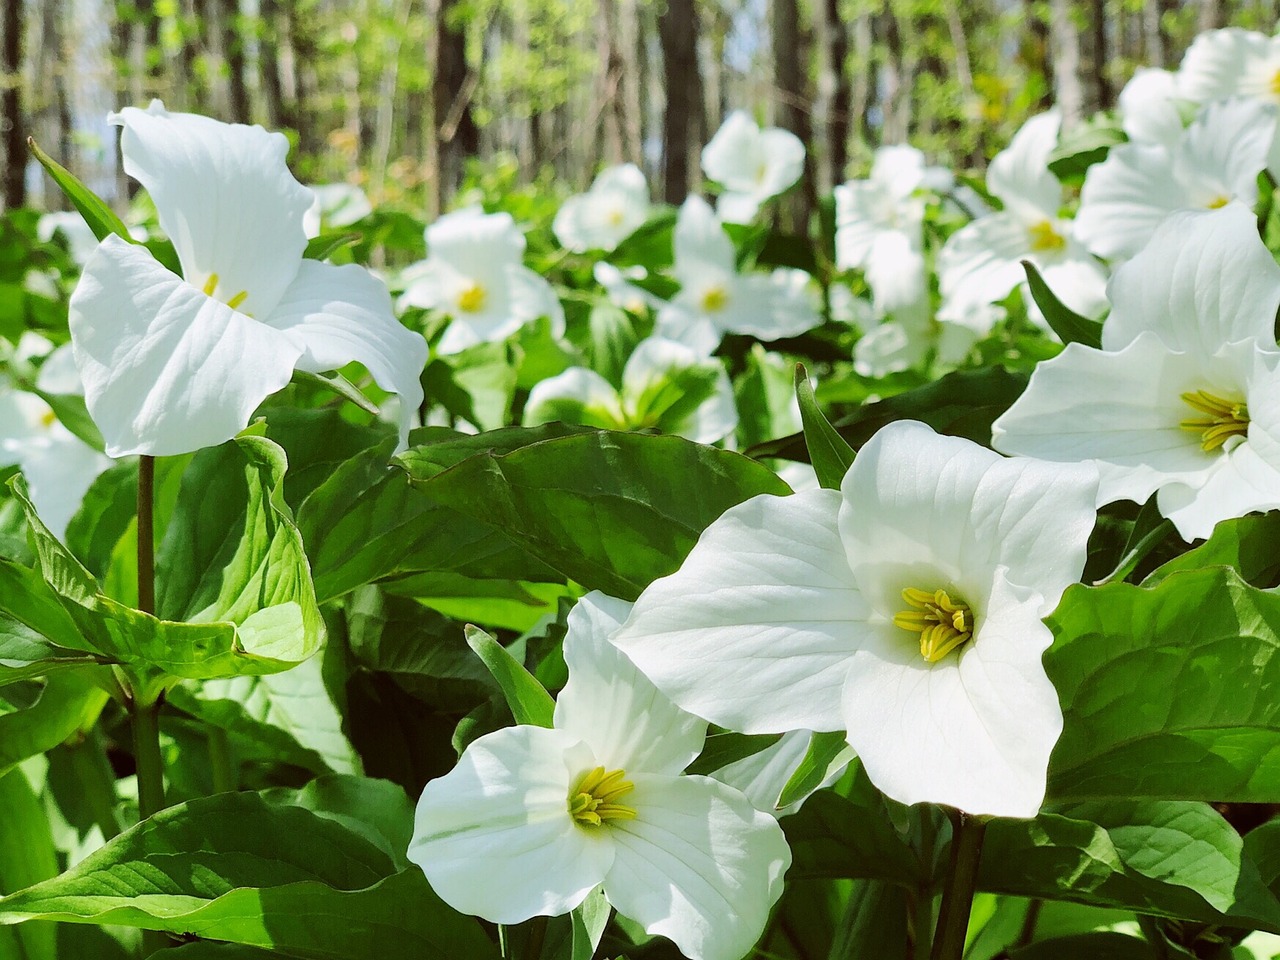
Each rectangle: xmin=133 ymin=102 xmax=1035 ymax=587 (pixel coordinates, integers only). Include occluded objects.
xmin=1010 ymin=933 xmax=1155 ymax=960
xmin=795 ymin=364 xmax=854 ymax=489
xmin=0 ymin=769 xmax=57 ymax=960
xmin=777 ymin=730 xmax=853 ymax=809
xmin=302 ymin=232 xmax=361 ymax=261
xmin=1021 ymin=261 xmax=1104 ymax=349
xmin=464 ymin=625 xmax=555 ymax=727
xmin=684 ymin=731 xmax=783 ymax=777
xmin=0 ymin=673 xmax=109 ymax=779
xmin=1143 ymin=513 xmax=1280 ymax=589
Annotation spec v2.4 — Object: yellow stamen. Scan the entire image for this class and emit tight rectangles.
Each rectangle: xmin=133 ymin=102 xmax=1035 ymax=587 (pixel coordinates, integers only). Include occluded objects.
xmin=1271 ymin=68 xmax=1280 ymax=98
xmin=39 ymin=409 xmax=57 ymax=428
xmin=226 ymin=290 xmax=249 ymax=310
xmin=893 ymin=587 xmax=975 ymax=663
xmin=457 ymin=281 xmax=487 ymax=313
xmin=1027 ymin=220 xmax=1066 ymax=253
xmin=606 ymin=208 xmax=625 ymax=227
xmin=1206 ymin=194 xmax=1231 ymax=210
xmin=202 ymin=273 xmax=220 ymax=297
xmin=700 ymin=284 xmax=728 ymax=313
xmin=1181 ymin=388 xmax=1249 ymax=452
xmin=568 ymin=766 xmax=637 ymax=827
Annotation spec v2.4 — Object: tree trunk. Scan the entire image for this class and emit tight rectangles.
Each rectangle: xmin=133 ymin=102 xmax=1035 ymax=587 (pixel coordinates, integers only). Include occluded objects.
xmin=815 ymin=0 xmax=850 ymax=191
xmin=1143 ymin=0 xmax=1169 ymax=68
xmin=222 ymin=0 xmax=250 ymax=121
xmin=1049 ymin=0 xmax=1083 ymax=128
xmin=1088 ymin=0 xmax=1111 ymax=110
xmin=849 ymin=9 xmax=872 ymax=151
xmin=1197 ymin=0 xmax=1225 ymax=31
xmin=657 ymin=0 xmax=701 ymax=205
xmin=431 ymin=0 xmax=478 ymax=214
xmin=772 ymin=0 xmax=814 ymax=229
xmin=1 ymin=0 xmax=23 ymax=209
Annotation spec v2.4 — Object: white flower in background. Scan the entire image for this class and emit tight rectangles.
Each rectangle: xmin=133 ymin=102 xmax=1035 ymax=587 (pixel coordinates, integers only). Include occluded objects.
xmin=38 ymin=212 xmax=148 ymax=266
xmin=553 ymin=164 xmax=650 ymax=253
xmin=409 ymin=592 xmax=791 ymax=960
xmin=992 ymin=204 xmax=1280 ymax=542
xmin=834 ymin=144 xmax=948 ymax=313
xmin=611 ymin=420 xmax=1098 ymax=818
xmin=68 ymin=101 xmax=426 ymax=458
xmin=657 ymin=197 xmax=821 ymax=353
xmin=1177 ymin=27 xmax=1280 ymax=173
xmin=938 ymin=111 xmax=1108 ymax=333
xmin=0 ymin=339 xmax=112 ymax=540
xmin=593 ymin=262 xmax=663 ymax=316
xmin=303 ymin=183 xmax=373 ymax=237
xmin=1075 ymin=98 xmax=1275 ymax=261
xmin=701 ymin=110 xmax=806 ymax=224
xmin=853 ymin=298 xmax=977 ymax=379
xmin=1117 ymin=68 xmax=1187 ymax=148
xmin=524 ymin=337 xmax=737 ymax=444
xmin=399 ymin=206 xmax=565 ymax=355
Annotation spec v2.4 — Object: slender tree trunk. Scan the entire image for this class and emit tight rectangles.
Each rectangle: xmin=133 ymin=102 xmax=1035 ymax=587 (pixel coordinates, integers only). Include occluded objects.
xmin=850 ymin=9 xmax=872 ymax=151
xmin=618 ymin=0 xmax=643 ymax=164
xmin=1089 ymin=0 xmax=1111 ymax=110
xmin=657 ymin=0 xmax=701 ymax=205
xmin=222 ymin=0 xmax=249 ymax=121
xmin=1022 ymin=0 xmax=1054 ymax=111
xmin=259 ymin=0 xmax=287 ymax=128
xmin=1 ymin=0 xmax=23 ymax=209
xmin=1197 ymin=0 xmax=1225 ymax=31
xmin=772 ymin=0 xmax=814 ymax=229
xmin=431 ymin=0 xmax=478 ymax=214
xmin=1143 ymin=0 xmax=1169 ymax=67
xmin=1050 ymin=0 xmax=1084 ymax=128
xmin=815 ymin=0 xmax=850 ymax=191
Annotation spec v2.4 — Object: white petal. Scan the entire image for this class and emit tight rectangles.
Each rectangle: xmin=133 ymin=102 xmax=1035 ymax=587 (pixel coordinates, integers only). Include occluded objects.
xmin=556 ymin=592 xmax=708 ymax=777
xmin=16 ymin=429 xmax=113 ymax=542
xmin=654 ymin=303 xmax=722 ymax=355
xmin=715 ymin=191 xmax=765 ymax=225
xmin=841 ymin=420 xmax=1097 ymax=618
xmin=1101 ymin=204 xmax=1280 ymax=353
xmin=1119 ymin=68 xmax=1185 ymax=148
xmin=34 ymin=343 xmax=84 ymax=396
xmin=1075 ymin=143 xmax=1185 ymax=260
xmin=111 ymin=101 xmax=311 ymax=319
xmin=69 ymin=236 xmax=302 ymax=457
xmin=986 ymin=111 xmax=1062 ymax=219
xmin=712 ymin=730 xmax=850 ymax=817
xmin=842 ymin=574 xmax=1062 ymax=818
xmin=864 ymin=229 xmax=927 ymax=312
xmin=509 ymin=266 xmax=567 ymax=339
xmin=674 ymin=196 xmax=736 ymax=278
xmin=701 ymin=112 xmax=766 ymax=191
xmin=620 ymin=338 xmax=737 ymax=444
xmin=426 ymin=206 xmax=526 ymax=274
xmin=611 ymin=488 xmax=865 ymax=734
xmin=1177 ymin=27 xmax=1273 ymax=102
xmin=756 ymin=128 xmax=806 ymax=198
xmin=871 ymin=144 xmax=928 ymax=198
xmin=938 ymin=214 xmax=1034 ymax=316
xmin=1173 ymin=98 xmax=1275 ymax=209
xmin=606 ymin=774 xmax=791 ymax=960
xmin=1035 ymin=245 xmax=1109 ymax=322
xmin=524 ymin=367 xmax=626 ymax=429
xmin=264 ymin=261 xmax=427 ymax=449
xmin=408 ymin=725 xmax=613 ymax=924
xmin=991 ymin=335 xmax=1241 ymax=505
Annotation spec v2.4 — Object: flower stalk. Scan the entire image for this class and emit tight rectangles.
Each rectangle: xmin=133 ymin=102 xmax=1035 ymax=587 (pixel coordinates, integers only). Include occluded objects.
xmin=930 ymin=810 xmax=988 ymax=960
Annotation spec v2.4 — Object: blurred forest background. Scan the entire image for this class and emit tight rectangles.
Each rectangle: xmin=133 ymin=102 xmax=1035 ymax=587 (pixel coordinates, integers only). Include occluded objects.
xmin=1 ymin=0 xmax=1276 ymax=221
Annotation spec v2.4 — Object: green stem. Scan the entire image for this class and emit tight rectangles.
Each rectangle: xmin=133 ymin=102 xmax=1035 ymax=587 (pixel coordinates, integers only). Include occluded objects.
xmin=137 ymin=455 xmax=155 ymax=615
xmin=930 ymin=811 xmax=987 ymax=960
xmin=208 ymin=727 xmax=237 ymax=794
xmin=912 ymin=889 xmax=934 ymax=960
xmin=1015 ymin=899 xmax=1043 ymax=948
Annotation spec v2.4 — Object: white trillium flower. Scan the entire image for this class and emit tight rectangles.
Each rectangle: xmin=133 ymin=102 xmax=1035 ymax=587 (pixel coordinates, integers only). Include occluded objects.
xmin=524 ymin=337 xmax=737 ymax=444
xmin=1117 ymin=68 xmax=1187 ymax=149
xmin=68 ymin=101 xmax=426 ymax=458
xmin=303 ymin=183 xmax=373 ymax=237
xmin=834 ymin=144 xmax=943 ymax=313
xmin=399 ymin=206 xmax=565 ymax=356
xmin=992 ymin=204 xmax=1280 ymax=542
xmin=593 ymin=262 xmax=663 ymax=316
xmin=657 ymin=197 xmax=821 ymax=352
xmin=553 ymin=164 xmax=650 ymax=253
xmin=701 ymin=110 xmax=806 ymax=224
xmin=0 ymin=342 xmax=112 ymax=540
xmin=409 ymin=592 xmax=791 ymax=960
xmin=1076 ymin=97 xmax=1276 ymax=261
xmin=611 ymin=420 xmax=1099 ymax=818
xmin=853 ymin=297 xmax=977 ymax=379
xmin=938 ymin=111 xmax=1108 ymax=332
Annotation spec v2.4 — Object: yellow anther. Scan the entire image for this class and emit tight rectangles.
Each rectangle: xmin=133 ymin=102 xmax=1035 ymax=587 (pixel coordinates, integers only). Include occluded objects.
xmin=226 ymin=290 xmax=249 ymax=310
xmin=1271 ymin=68 xmax=1280 ymax=98
xmin=39 ymin=409 xmax=57 ymax=428
xmin=1180 ymin=388 xmax=1249 ymax=452
xmin=606 ymin=208 xmax=625 ymax=227
xmin=457 ymin=281 xmax=487 ymax=313
xmin=1206 ymin=194 xmax=1231 ymax=209
xmin=1027 ymin=220 xmax=1066 ymax=253
xmin=700 ymin=284 xmax=729 ymax=313
xmin=568 ymin=766 xmax=637 ymax=827
xmin=202 ymin=273 xmax=220 ymax=297
xmin=755 ymin=161 xmax=770 ymax=184
xmin=893 ymin=587 xmax=975 ymax=663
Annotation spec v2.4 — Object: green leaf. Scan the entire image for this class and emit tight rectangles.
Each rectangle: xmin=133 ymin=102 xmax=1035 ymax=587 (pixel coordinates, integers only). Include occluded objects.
xmin=795 ymin=363 xmax=855 ymax=490
xmin=302 ymin=232 xmax=361 ymax=261
xmin=751 ymin=367 xmax=1029 ymax=461
xmin=777 ymin=730 xmax=854 ymax=809
xmin=464 ymin=625 xmax=555 ymax=727
xmin=30 ymin=391 xmax=105 ymax=452
xmin=26 ymin=138 xmax=135 ymax=244
xmin=0 ymin=769 xmax=57 ymax=960
xmin=684 ymin=731 xmax=783 ymax=777
xmin=1021 ymin=260 xmax=1104 ymax=349
xmin=826 ymin=880 xmax=909 ymax=960
xmin=1143 ymin=513 xmax=1280 ymax=588
xmin=289 ymin=370 xmax=379 ymax=416
xmin=401 ymin=430 xmax=790 ymax=600
xmin=260 ymin=776 xmax=414 ymax=870
xmin=1046 ymin=568 xmax=1280 ymax=802
xmin=570 ymin=887 xmax=610 ymax=960
xmin=1046 ymin=114 xmax=1127 ymax=184
xmin=64 ymin=461 xmax=138 ymax=582
xmin=1010 ymin=933 xmax=1156 ymax=960
xmin=0 ymin=790 xmax=497 ymax=960
xmin=0 ymin=673 xmax=109 ymax=779
xmin=982 ymin=800 xmax=1280 ymax=930
xmin=583 ymin=302 xmax=637 ymax=387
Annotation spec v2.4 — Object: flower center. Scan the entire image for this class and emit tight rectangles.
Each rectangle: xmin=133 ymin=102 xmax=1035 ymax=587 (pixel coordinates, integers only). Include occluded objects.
xmin=606 ymin=208 xmax=625 ymax=227
xmin=39 ymin=409 xmax=57 ymax=428
xmin=700 ymin=284 xmax=729 ymax=313
xmin=457 ymin=281 xmax=487 ymax=313
xmin=1027 ymin=220 xmax=1066 ymax=253
xmin=1206 ymin=194 xmax=1231 ymax=209
xmin=201 ymin=273 xmax=249 ymax=311
xmin=1181 ymin=388 xmax=1249 ymax=452
xmin=893 ymin=587 xmax=975 ymax=663
xmin=1271 ymin=67 xmax=1280 ymax=98
xmin=568 ymin=766 xmax=636 ymax=827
